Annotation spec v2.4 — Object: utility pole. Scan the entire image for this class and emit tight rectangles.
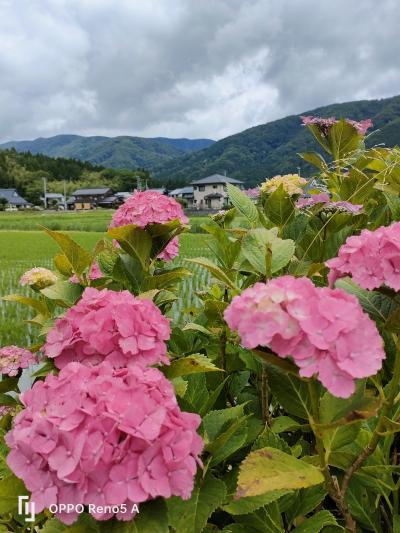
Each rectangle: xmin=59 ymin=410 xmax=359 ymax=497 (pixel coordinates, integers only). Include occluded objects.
xmin=42 ymin=177 xmax=47 ymax=209
xmin=63 ymin=180 xmax=67 ymax=210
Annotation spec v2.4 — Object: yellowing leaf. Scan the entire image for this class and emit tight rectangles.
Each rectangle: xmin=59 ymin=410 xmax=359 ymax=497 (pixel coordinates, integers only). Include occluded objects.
xmin=236 ymin=447 xmax=323 ymax=498
xmin=164 ymin=354 xmax=222 ymax=379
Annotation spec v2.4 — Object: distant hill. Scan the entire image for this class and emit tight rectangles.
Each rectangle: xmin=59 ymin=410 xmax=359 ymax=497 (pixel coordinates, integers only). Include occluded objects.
xmin=0 ymin=135 xmax=215 ymax=169
xmin=152 ymin=94 xmax=400 ymax=186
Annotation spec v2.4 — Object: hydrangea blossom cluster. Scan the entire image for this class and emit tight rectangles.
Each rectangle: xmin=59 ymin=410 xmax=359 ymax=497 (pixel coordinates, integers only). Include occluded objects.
xmin=224 ymin=276 xmax=384 ymax=398
xmin=6 ymin=362 xmax=203 ymax=524
xmin=20 ymin=268 xmax=58 ymax=290
xmin=70 ymin=262 xmax=102 ymax=284
xmin=0 ymin=406 xmax=15 ymax=417
xmin=44 ymin=287 xmax=170 ymax=369
xmin=296 ymin=193 xmax=363 ymax=214
xmin=326 ymin=222 xmax=400 ymax=290
xmin=301 ymin=115 xmax=373 ymax=136
xmin=0 ymin=346 xmax=37 ymax=377
xmin=244 ymin=187 xmax=260 ymax=198
xmin=110 ymin=190 xmax=188 ymax=261
xmin=260 ymin=174 xmax=307 ymax=196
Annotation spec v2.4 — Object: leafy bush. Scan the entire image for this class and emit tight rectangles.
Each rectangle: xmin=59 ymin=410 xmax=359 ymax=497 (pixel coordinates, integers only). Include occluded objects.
xmin=2 ymin=120 xmax=400 ymax=532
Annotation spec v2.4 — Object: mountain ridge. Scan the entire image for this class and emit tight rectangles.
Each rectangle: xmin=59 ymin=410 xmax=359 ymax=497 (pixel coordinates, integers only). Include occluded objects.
xmin=0 ymin=134 xmax=215 ymax=170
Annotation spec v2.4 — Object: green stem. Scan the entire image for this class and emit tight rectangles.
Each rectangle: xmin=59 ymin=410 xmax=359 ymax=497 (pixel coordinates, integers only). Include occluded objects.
xmin=307 ymin=381 xmax=356 ymax=533
xmin=261 ymin=364 xmax=270 ymax=425
xmin=341 ymin=335 xmax=400 ymax=496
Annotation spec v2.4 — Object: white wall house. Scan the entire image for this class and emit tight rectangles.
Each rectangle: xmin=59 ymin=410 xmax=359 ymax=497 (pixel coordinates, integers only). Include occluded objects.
xmin=191 ymin=174 xmax=243 ymax=209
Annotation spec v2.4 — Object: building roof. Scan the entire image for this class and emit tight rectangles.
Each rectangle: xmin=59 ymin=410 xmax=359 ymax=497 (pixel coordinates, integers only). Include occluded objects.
xmin=45 ymin=193 xmax=64 ymax=199
xmin=147 ymin=188 xmax=166 ymax=194
xmin=169 ymin=186 xmax=194 ymax=196
xmin=72 ymin=188 xmax=112 ymax=196
xmin=204 ymin=193 xmax=223 ymax=199
xmin=0 ymin=188 xmax=29 ymax=206
xmin=191 ymin=174 xmax=243 ymax=186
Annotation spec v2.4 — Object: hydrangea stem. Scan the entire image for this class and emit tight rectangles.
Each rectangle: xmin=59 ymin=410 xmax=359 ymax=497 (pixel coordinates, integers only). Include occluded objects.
xmin=307 ymin=381 xmax=356 ymax=532
xmin=341 ymin=335 xmax=400 ymax=496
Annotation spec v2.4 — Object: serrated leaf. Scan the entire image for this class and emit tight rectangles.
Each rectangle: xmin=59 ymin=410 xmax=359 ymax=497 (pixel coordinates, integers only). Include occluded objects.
xmin=236 ymin=448 xmax=323 ymax=498
xmin=336 ymin=278 xmax=397 ymax=323
xmin=227 ymin=183 xmax=260 ymax=226
xmin=41 ymin=280 xmax=83 ymax=306
xmin=182 ymin=323 xmax=213 ymax=335
xmin=267 ymin=365 xmax=311 ymax=419
xmin=2 ymin=294 xmax=48 ymax=314
xmin=271 ymin=416 xmax=302 ymax=434
xmin=108 ymin=224 xmax=152 ymax=268
xmin=298 ymin=151 xmax=328 ymax=171
xmin=203 ymin=404 xmax=247 ymax=442
xmin=241 ymin=228 xmax=295 ymax=275
xmin=292 ymin=510 xmax=340 ymax=533
xmin=222 ymin=489 xmax=287 ymax=515
xmin=164 ymin=354 xmax=222 ymax=379
xmin=0 ymin=474 xmax=28 ymax=513
xmin=167 ymin=473 xmax=226 ymax=533
xmin=206 ymin=415 xmax=250 ymax=465
xmin=264 ymin=185 xmax=295 ymax=227
xmin=54 ymin=252 xmax=74 ymax=276
xmin=328 ymin=119 xmax=362 ymax=160
xmin=129 ymin=499 xmax=168 ymax=533
xmin=42 ymin=227 xmax=92 ymax=276
xmin=144 ymin=268 xmax=191 ymax=290
xmin=285 ymin=486 xmax=327 ymax=526
xmin=186 ymin=257 xmax=238 ymax=290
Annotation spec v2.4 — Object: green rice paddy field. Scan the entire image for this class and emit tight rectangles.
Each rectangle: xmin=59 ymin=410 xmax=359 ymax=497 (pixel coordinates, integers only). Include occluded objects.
xmin=0 ymin=224 xmax=211 ymax=345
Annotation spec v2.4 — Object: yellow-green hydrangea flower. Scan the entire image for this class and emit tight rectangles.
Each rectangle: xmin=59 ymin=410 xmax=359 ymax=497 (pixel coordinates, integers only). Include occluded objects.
xmin=20 ymin=267 xmax=58 ymax=290
xmin=260 ymin=174 xmax=307 ymax=196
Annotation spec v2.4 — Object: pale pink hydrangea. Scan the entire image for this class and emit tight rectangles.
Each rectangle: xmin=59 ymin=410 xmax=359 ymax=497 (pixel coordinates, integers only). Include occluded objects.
xmin=6 ymin=361 xmax=203 ymax=524
xmin=43 ymin=287 xmax=170 ymax=369
xmin=326 ymin=222 xmax=400 ymax=290
xmin=110 ymin=190 xmax=188 ymax=261
xmin=296 ymin=193 xmax=363 ymax=214
xmin=0 ymin=346 xmax=37 ymax=376
xmin=301 ymin=115 xmax=373 ymax=136
xmin=244 ymin=188 xmax=260 ymax=199
xmin=20 ymin=267 xmax=58 ymax=290
xmin=70 ymin=262 xmax=102 ymax=284
xmin=0 ymin=406 xmax=15 ymax=417
xmin=224 ymin=276 xmax=384 ymax=398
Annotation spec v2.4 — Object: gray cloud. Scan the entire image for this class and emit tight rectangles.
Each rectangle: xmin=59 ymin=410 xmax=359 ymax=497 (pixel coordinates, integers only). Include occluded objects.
xmin=1 ymin=0 xmax=399 ymax=142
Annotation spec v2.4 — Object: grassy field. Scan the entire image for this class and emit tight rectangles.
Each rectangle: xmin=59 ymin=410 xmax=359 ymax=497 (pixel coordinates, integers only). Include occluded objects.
xmin=0 ymin=230 xmax=211 ymax=345
xmin=0 ymin=210 xmax=209 ymax=233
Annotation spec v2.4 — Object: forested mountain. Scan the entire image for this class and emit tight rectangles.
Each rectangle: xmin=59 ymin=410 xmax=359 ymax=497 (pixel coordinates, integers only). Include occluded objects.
xmin=153 ymin=94 xmax=400 ymax=186
xmin=0 ymin=135 xmax=215 ymax=169
xmin=2 ymin=95 xmax=400 ymax=192
xmin=0 ymin=149 xmax=149 ymax=205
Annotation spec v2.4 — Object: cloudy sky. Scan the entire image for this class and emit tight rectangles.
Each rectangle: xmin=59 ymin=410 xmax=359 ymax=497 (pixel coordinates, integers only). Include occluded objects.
xmin=1 ymin=0 xmax=399 ymax=142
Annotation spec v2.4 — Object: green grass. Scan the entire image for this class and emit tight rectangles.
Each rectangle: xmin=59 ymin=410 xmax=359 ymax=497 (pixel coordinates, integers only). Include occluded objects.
xmin=0 ymin=210 xmax=209 ymax=233
xmin=0 ymin=230 xmax=211 ymax=345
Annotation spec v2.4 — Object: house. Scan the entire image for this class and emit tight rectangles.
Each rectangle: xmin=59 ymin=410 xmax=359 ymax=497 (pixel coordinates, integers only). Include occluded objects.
xmin=191 ymin=174 xmax=243 ymax=209
xmin=169 ymin=186 xmax=194 ymax=207
xmin=43 ymin=193 xmax=65 ymax=209
xmin=0 ymin=188 xmax=29 ymax=209
xmin=71 ymin=188 xmax=114 ymax=210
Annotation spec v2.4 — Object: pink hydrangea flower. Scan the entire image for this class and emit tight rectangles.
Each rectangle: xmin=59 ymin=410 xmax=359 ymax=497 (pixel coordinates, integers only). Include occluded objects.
xmin=244 ymin=188 xmax=260 ymax=198
xmin=224 ymin=276 xmax=384 ymax=398
xmin=301 ymin=115 xmax=373 ymax=136
xmin=110 ymin=190 xmax=188 ymax=261
xmin=6 ymin=362 xmax=203 ymax=523
xmin=296 ymin=193 xmax=363 ymax=214
xmin=70 ymin=262 xmax=102 ymax=284
xmin=43 ymin=287 xmax=170 ymax=369
xmin=0 ymin=346 xmax=37 ymax=376
xmin=326 ymin=222 xmax=400 ymax=290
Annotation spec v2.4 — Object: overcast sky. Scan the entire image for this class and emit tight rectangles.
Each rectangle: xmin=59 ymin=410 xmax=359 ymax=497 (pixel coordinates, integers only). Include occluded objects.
xmin=1 ymin=0 xmax=399 ymax=142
